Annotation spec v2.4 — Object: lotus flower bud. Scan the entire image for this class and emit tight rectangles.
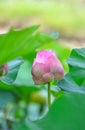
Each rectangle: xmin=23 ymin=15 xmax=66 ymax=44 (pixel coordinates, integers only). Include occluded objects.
xmin=31 ymin=50 xmax=64 ymax=85
xmin=0 ymin=64 xmax=8 ymax=77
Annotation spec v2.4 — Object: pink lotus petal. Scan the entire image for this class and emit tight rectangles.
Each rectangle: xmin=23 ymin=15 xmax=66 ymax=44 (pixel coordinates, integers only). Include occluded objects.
xmin=32 ymin=76 xmax=44 ymax=85
xmin=31 ymin=50 xmax=64 ymax=85
xmin=42 ymin=72 xmax=54 ymax=83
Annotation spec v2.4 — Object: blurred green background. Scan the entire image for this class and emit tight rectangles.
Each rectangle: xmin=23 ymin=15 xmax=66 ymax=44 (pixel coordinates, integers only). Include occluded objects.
xmin=0 ymin=1 xmax=85 ymax=129
xmin=0 ymin=0 xmax=85 ymax=47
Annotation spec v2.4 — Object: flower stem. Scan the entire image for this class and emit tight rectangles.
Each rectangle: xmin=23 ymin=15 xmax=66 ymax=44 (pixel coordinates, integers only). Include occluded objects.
xmin=48 ymin=82 xmax=51 ymax=109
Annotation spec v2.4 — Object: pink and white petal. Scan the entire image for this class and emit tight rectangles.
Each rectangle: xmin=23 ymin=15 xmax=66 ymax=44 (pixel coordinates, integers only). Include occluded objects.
xmin=32 ymin=63 xmax=44 ymax=78
xmin=32 ymin=76 xmax=44 ymax=85
xmin=42 ymin=72 xmax=54 ymax=83
xmin=54 ymin=68 xmax=64 ymax=80
xmin=36 ymin=50 xmax=56 ymax=63
xmin=47 ymin=55 xmax=64 ymax=80
xmin=46 ymin=55 xmax=58 ymax=69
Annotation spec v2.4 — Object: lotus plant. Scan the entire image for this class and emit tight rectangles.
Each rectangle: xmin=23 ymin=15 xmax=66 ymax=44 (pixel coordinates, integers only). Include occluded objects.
xmin=31 ymin=50 xmax=64 ymax=108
